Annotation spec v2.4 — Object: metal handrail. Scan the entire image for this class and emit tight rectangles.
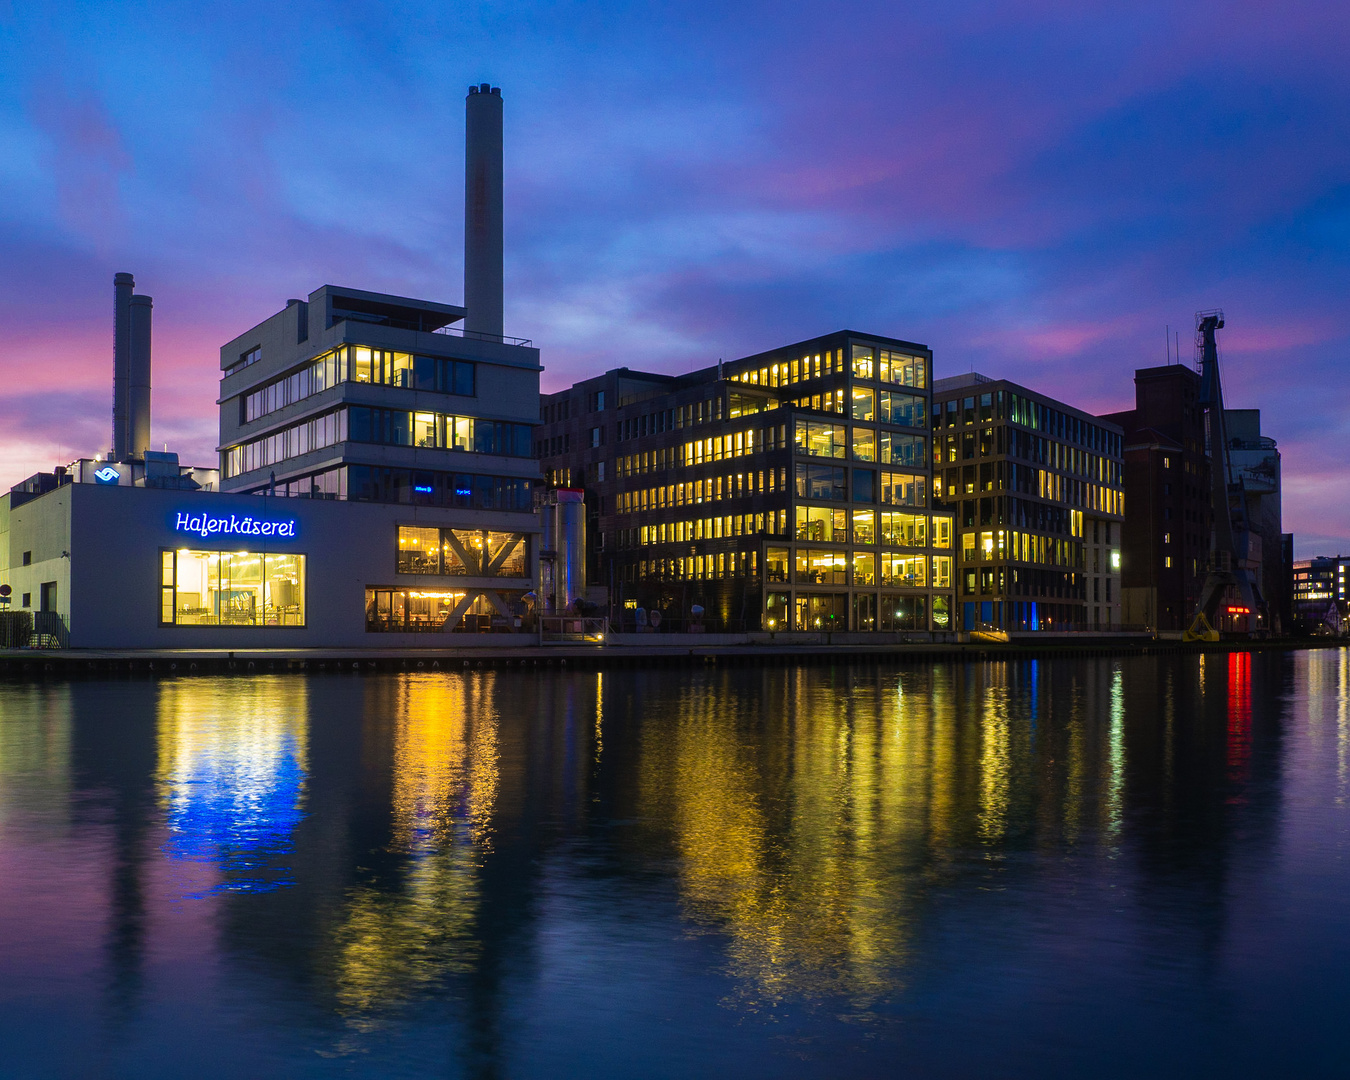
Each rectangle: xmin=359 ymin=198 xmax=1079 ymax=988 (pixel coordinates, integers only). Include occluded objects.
xmin=334 ymin=313 xmax=531 ymax=347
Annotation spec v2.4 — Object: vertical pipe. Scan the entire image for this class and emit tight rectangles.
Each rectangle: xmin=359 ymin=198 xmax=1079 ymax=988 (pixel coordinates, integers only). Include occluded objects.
xmin=112 ymin=272 xmax=134 ymax=460
xmin=129 ymin=293 xmax=152 ymax=459
xmin=465 ymin=83 xmax=503 ymax=339
xmin=558 ymin=488 xmax=586 ymax=609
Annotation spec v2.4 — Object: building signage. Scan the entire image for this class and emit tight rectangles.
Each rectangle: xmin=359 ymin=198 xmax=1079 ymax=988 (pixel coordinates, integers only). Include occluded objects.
xmin=173 ymin=511 xmax=298 ymax=539
xmin=94 ymin=466 xmax=121 ymax=484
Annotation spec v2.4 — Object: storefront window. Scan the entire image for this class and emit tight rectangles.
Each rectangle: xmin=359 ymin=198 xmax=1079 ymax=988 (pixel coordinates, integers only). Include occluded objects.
xmin=160 ymin=549 xmax=305 ymax=627
xmin=397 ymin=526 xmax=441 ymax=573
xmin=365 ymin=588 xmax=528 ymax=633
xmin=397 ymin=526 xmax=529 ymax=578
xmin=486 ymin=532 xmax=527 ymax=577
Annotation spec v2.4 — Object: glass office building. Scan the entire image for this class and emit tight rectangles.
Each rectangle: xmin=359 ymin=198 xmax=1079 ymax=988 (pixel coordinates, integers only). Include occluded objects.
xmin=536 ymin=332 xmax=955 ymax=634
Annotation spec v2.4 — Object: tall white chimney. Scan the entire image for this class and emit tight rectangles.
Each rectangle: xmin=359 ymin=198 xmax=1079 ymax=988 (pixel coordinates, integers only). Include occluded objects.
xmin=465 ymin=83 xmax=503 ymax=340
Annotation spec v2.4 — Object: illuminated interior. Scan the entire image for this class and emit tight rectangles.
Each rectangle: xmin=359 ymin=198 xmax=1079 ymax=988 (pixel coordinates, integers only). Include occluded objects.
xmin=160 ymin=549 xmax=306 ymax=627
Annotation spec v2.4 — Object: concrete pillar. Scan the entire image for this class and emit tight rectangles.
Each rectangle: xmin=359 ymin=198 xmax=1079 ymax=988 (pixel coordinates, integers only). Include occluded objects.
xmin=465 ymin=83 xmax=503 ymax=339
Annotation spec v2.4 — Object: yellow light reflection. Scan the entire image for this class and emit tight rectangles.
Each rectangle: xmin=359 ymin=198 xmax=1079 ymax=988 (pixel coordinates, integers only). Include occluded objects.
xmin=328 ymin=675 xmax=499 ymax=1027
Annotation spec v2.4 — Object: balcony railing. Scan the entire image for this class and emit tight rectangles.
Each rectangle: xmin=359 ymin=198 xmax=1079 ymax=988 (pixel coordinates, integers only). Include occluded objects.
xmin=334 ymin=312 xmax=532 ymax=347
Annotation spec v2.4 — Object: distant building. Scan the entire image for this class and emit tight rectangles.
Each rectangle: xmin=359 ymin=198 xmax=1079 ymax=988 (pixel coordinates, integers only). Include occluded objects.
xmin=931 ymin=374 xmax=1125 ymax=633
xmin=1103 ymin=365 xmax=1284 ymax=634
xmin=1102 ymin=365 xmax=1214 ymax=634
xmin=536 ymin=332 xmax=956 ymax=634
xmin=1292 ymin=556 xmax=1347 ymax=634
xmin=1225 ymin=409 xmax=1285 ymax=631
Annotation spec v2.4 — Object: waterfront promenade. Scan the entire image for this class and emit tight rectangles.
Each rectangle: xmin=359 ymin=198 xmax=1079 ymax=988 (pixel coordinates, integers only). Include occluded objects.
xmin=0 ymin=634 xmax=1334 ymax=677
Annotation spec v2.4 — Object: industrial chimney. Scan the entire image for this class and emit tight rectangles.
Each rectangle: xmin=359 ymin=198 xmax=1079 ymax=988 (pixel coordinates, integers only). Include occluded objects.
xmin=465 ymin=83 xmax=503 ymax=340
xmin=111 ymin=271 xmax=152 ymax=461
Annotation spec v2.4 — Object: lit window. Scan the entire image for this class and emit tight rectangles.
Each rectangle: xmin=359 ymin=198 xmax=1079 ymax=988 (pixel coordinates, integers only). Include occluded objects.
xmin=160 ymin=549 xmax=306 ymax=627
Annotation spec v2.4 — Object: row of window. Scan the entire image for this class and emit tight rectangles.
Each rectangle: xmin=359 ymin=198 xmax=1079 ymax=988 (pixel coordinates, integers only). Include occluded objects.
xmin=617 ymin=467 xmax=787 ymax=513
xmin=959 ymin=529 xmax=1113 ymax=569
xmin=224 ymin=407 xmax=532 ymax=478
xmin=395 ymin=526 xmax=529 ymax=578
xmin=239 ymin=349 xmax=477 ymax=425
xmin=615 ymin=466 xmax=929 ymax=516
xmin=764 ymin=549 xmax=952 ymax=589
xmin=792 ymin=508 xmax=952 ymax=548
xmin=766 ymin=592 xmax=947 ymax=633
xmin=224 ymin=410 xmax=346 ymax=477
xmin=347 ymin=407 xmax=531 ymax=457
xmin=729 ymin=344 xmax=928 ymax=390
xmin=794 ymin=420 xmax=926 ymax=466
xmin=627 ymin=512 xmax=789 ymax=546
xmin=934 ymin=389 xmax=1121 ymax=458
xmin=943 ymin=462 xmax=1123 ymax=515
xmin=225 ymin=345 xmax=262 ymax=377
xmin=237 ymin=465 xmax=532 ymax=511
xmin=937 ymin=427 xmax=1121 ymax=485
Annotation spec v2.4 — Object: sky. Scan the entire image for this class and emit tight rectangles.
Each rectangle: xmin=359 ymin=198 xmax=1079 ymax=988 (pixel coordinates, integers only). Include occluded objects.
xmin=1 ymin=0 xmax=1347 ymax=554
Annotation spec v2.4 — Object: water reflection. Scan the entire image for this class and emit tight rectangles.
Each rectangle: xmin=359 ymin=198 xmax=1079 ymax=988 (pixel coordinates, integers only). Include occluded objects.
xmin=0 ymin=652 xmax=1344 ymax=1078
xmin=156 ymin=678 xmax=308 ymax=893
xmin=328 ymin=675 xmax=497 ymax=1026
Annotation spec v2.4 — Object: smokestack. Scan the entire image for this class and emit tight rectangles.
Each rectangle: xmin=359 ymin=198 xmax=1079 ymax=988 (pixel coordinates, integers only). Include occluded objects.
xmin=465 ymin=83 xmax=503 ymax=340
xmin=112 ymin=272 xmax=134 ymax=460
xmin=129 ymin=293 xmax=152 ymax=458
xmin=112 ymin=272 xmax=152 ymax=461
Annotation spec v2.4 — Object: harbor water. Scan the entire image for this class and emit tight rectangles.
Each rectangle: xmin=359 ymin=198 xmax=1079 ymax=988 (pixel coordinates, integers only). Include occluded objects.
xmin=1 ymin=649 xmax=1348 ymax=1077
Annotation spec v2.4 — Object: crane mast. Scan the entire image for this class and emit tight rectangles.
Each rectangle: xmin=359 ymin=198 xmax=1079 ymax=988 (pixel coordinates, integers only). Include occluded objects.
xmin=1183 ymin=311 xmax=1267 ymax=640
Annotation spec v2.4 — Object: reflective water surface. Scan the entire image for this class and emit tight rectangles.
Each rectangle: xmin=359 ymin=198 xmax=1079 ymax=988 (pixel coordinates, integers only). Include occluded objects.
xmin=2 ymin=650 xmax=1349 ymax=1078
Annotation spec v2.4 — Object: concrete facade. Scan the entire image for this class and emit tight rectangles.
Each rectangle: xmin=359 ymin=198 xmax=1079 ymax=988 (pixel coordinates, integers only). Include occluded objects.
xmin=932 ymin=374 xmax=1125 ymax=632
xmin=0 ymin=484 xmax=539 ymax=649
xmin=217 ymin=285 xmax=541 ymax=506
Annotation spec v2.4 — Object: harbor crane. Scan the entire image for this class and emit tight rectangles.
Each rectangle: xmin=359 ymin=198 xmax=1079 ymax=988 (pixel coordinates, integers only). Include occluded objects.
xmin=1183 ymin=311 xmax=1268 ymax=641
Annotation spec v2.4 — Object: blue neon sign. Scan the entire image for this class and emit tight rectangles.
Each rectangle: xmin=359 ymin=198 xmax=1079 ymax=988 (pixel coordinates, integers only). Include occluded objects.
xmin=94 ymin=466 xmax=121 ymax=484
xmin=173 ymin=511 xmax=298 ymax=539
